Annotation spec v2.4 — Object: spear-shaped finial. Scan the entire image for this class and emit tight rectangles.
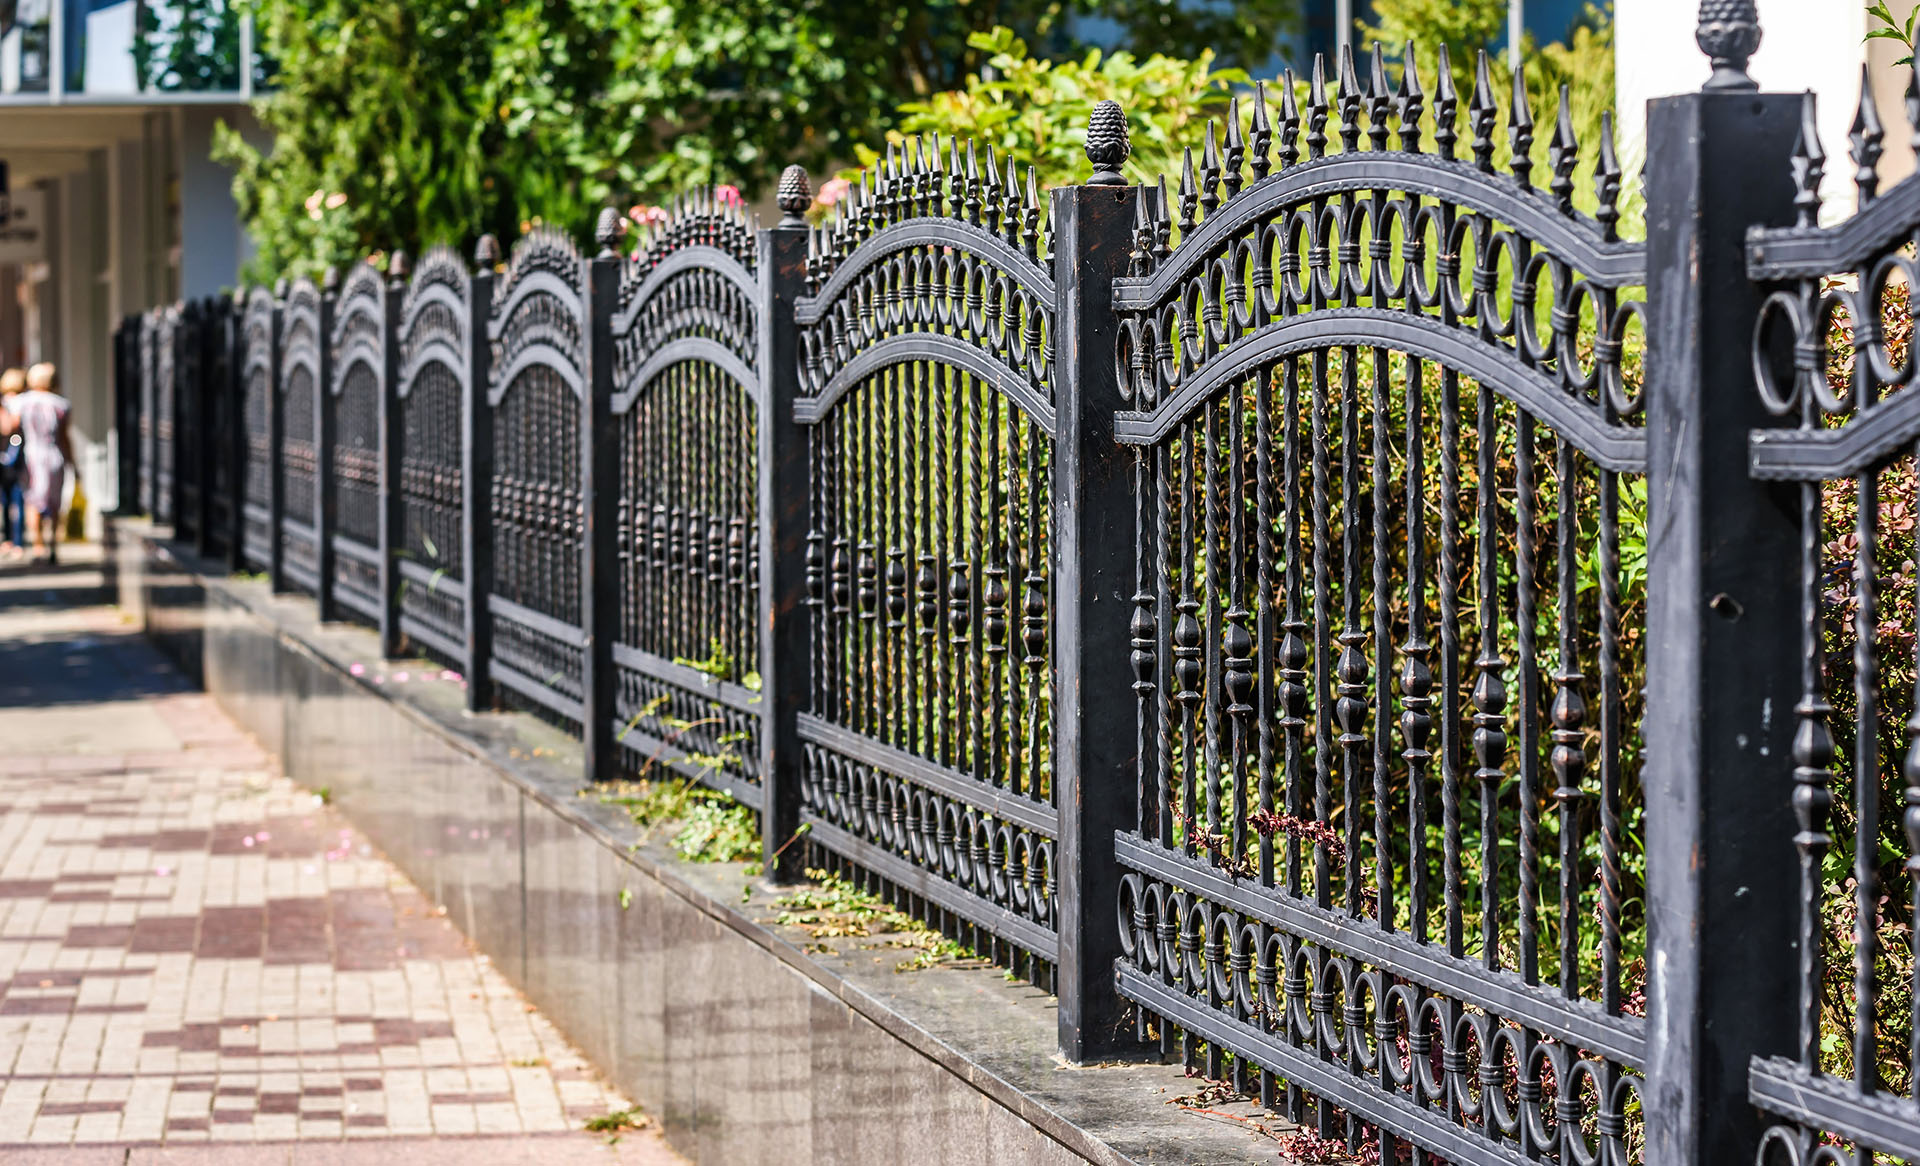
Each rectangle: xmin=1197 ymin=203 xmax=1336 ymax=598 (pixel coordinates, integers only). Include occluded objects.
xmin=1223 ymin=96 xmax=1246 ymax=200
xmin=1199 ymin=120 xmax=1222 ymax=217
xmin=1086 ymin=98 xmax=1131 ymax=185
xmin=1549 ymin=84 xmax=1578 ymax=215
xmin=777 ymin=165 xmax=812 ymax=227
xmin=1178 ymin=146 xmax=1199 ymax=236
xmin=1791 ymin=90 xmax=1825 ymax=229
xmin=1697 ymin=0 xmax=1761 ymax=92
xmin=1279 ymin=69 xmax=1302 ymax=168
xmin=1250 ymin=81 xmax=1274 ymax=181
xmin=1130 ymin=183 xmax=1155 ymax=277
xmin=1851 ymin=63 xmax=1886 ymax=205
xmin=1307 ymin=55 xmax=1330 ymax=160
xmin=1434 ymin=45 xmax=1460 ymax=162
xmin=1398 ymin=41 xmax=1425 ymax=153
xmin=1367 ymin=43 xmax=1391 ymax=153
xmin=1470 ymin=51 xmax=1498 ymax=173
xmin=1337 ymin=45 xmax=1362 ymax=153
xmin=1509 ymin=66 xmax=1535 ymax=188
xmin=1596 ymin=111 xmax=1622 ymax=242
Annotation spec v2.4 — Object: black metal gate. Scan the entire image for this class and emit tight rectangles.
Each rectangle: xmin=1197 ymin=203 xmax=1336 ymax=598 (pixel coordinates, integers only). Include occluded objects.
xmin=240 ymin=287 xmax=278 ymax=574
xmin=611 ymin=194 xmax=765 ymax=804
xmin=278 ymin=278 xmax=323 ymax=593
xmin=326 ymin=263 xmax=387 ymax=626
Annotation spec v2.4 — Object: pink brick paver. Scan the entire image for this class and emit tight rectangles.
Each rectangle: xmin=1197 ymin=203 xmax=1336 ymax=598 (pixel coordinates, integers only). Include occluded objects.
xmin=0 ymin=596 xmax=680 ymax=1164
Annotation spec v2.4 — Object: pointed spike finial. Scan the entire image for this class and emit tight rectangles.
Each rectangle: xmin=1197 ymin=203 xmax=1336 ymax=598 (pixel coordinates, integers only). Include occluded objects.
xmin=777 ymin=165 xmax=811 ymax=226
xmin=1851 ymin=63 xmax=1886 ymax=204
xmin=1367 ymin=44 xmax=1391 ymax=152
xmin=1792 ymin=90 xmax=1826 ymax=229
xmin=1509 ymin=65 xmax=1535 ymax=188
xmin=1595 ymin=111 xmax=1622 ymax=242
xmin=1434 ymin=46 xmax=1460 ymax=161
xmin=1398 ymin=41 xmax=1426 ymax=153
xmin=1470 ymin=50 xmax=1498 ymax=172
xmin=1223 ymin=96 xmax=1246 ymax=200
xmin=1130 ymin=183 xmax=1154 ymax=277
xmin=1337 ymin=45 xmax=1362 ymax=153
xmin=1250 ymin=81 xmax=1274 ymax=180
xmin=1023 ymin=166 xmax=1041 ymax=263
xmin=1199 ymin=120 xmax=1221 ymax=217
xmin=474 ymin=234 xmax=500 ymax=268
xmin=1153 ymin=176 xmax=1172 ymax=261
xmin=1279 ymin=70 xmax=1302 ymax=168
xmin=594 ymin=206 xmax=622 ymax=256
xmin=1178 ymin=146 xmax=1199 ymax=236
xmin=1697 ymin=0 xmax=1761 ymax=92
xmin=1549 ymin=84 xmax=1579 ymax=214
xmin=1086 ymin=98 xmax=1131 ymax=185
xmin=1307 ymin=56 xmax=1330 ymax=160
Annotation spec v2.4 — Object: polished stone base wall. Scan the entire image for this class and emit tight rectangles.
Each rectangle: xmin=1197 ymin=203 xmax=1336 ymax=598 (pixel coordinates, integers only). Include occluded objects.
xmin=108 ymin=522 xmax=1267 ymax=1166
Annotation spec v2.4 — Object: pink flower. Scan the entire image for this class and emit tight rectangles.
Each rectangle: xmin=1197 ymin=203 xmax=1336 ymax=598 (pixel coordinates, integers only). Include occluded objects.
xmin=816 ymin=178 xmax=852 ymax=207
xmin=349 ymin=663 xmax=365 ymax=677
xmin=393 ymin=671 xmax=410 ymax=683
xmin=714 ymin=184 xmax=744 ymax=206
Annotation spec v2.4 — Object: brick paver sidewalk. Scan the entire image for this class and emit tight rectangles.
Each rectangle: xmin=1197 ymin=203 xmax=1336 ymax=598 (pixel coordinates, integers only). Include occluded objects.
xmin=0 ymin=576 xmax=680 ymax=1163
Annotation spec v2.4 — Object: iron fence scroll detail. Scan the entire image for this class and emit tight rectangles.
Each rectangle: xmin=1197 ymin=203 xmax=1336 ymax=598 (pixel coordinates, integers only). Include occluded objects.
xmin=1110 ymin=45 xmax=1649 ymax=1163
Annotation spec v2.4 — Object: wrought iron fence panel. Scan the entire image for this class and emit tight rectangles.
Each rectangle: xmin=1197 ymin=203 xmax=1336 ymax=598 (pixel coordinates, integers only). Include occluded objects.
xmin=326 ymin=263 xmax=386 ymax=625
xmin=201 ymin=298 xmax=236 ymax=559
xmin=395 ymin=246 xmax=471 ymax=670
xmin=795 ymin=138 xmax=1061 ymax=975
xmin=151 ymin=309 xmax=176 ymax=524
xmin=611 ymin=194 xmax=764 ymax=806
xmin=488 ymin=229 xmax=587 ymax=724
xmin=278 ymin=278 xmax=323 ymax=593
xmin=174 ymin=304 xmax=203 ymax=543
xmin=1742 ymin=82 xmax=1920 ymax=1166
xmin=241 ymin=287 xmax=278 ymax=573
xmin=1109 ymin=46 xmax=1649 ymax=1163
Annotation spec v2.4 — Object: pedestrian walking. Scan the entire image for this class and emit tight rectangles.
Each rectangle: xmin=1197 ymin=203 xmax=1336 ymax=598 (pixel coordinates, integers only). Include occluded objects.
xmin=0 ymin=369 xmax=24 ymax=558
xmin=8 ymin=362 xmax=72 ymax=565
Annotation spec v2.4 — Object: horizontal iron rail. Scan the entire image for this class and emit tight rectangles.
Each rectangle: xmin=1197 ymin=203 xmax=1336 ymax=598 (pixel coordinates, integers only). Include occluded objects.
xmin=792 ymin=334 xmax=1056 ymax=435
xmin=489 ymin=593 xmax=586 ymax=648
xmin=1744 ymin=174 xmax=1920 ymax=279
xmin=798 ymin=814 xmax=1060 ymax=961
xmin=610 ymin=718 xmax=764 ymax=811
xmin=794 ymin=218 xmax=1054 ymax=325
xmin=488 ymin=657 xmax=585 ymax=721
xmin=397 ymin=614 xmax=468 ymax=669
xmin=612 ymin=642 xmax=762 ymax=715
xmin=1748 ymin=1058 xmax=1920 ymax=1162
xmin=797 ymin=712 xmax=1057 ymax=837
xmin=397 ymin=556 xmax=468 ymax=601
xmin=1748 ymin=388 xmax=1920 ymax=479
xmin=1115 ymin=833 xmax=1647 ymax=1066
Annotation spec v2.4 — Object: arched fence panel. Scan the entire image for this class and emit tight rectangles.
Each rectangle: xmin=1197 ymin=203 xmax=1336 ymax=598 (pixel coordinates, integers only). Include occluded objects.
xmin=240 ymin=287 xmax=279 ymax=574
xmin=150 ymin=309 xmax=175 ymax=524
xmin=487 ymin=231 xmax=588 ymax=725
xmin=278 ymin=278 xmax=324 ymax=593
xmin=174 ymin=303 xmax=203 ymax=545
xmin=1108 ymin=52 xmax=1651 ymax=1163
xmin=611 ymin=196 xmax=765 ymax=806
xmin=790 ymin=146 xmax=1066 ymax=980
xmin=325 ymin=263 xmax=387 ymax=626
xmin=394 ymin=246 xmax=475 ymax=672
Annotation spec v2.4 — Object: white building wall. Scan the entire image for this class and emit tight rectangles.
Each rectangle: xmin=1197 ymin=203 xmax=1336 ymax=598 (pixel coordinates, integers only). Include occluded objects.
xmin=1617 ymin=0 xmax=1890 ymax=221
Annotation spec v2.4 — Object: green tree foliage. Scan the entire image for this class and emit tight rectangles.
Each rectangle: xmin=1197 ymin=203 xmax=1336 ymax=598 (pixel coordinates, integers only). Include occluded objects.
xmin=221 ymin=0 xmax=1307 ymax=281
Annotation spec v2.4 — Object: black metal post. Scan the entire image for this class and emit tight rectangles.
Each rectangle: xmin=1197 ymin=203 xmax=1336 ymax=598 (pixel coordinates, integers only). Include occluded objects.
xmin=1051 ymin=162 xmax=1140 ymax=1061
xmin=759 ymin=168 xmax=812 ymax=883
xmin=379 ymin=255 xmax=407 ymax=658
xmin=1641 ymin=42 xmax=1805 ymax=1164
xmin=314 ymin=270 xmax=339 ymax=621
xmin=581 ymin=213 xmax=621 ymax=783
xmin=168 ymin=312 xmax=188 ymax=535
xmin=226 ymin=296 xmax=247 ymax=573
xmin=194 ymin=302 xmax=216 ymax=558
xmin=462 ymin=239 xmax=498 ymax=711
xmin=267 ymin=284 xmax=288 ymax=593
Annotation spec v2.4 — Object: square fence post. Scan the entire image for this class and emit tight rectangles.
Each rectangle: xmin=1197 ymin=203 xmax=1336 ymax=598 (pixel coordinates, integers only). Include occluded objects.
xmin=379 ymin=257 xmax=406 ymax=658
xmin=226 ymin=297 xmax=247 ymax=573
xmin=759 ymin=173 xmax=812 ymax=884
xmin=1050 ymin=178 xmax=1140 ymax=1062
xmin=1641 ymin=83 xmax=1807 ymax=1163
xmin=267 ymin=287 xmax=288 ymax=593
xmin=314 ymin=273 xmax=339 ymax=622
xmin=113 ymin=318 xmax=134 ymax=516
xmin=581 ymin=220 xmax=622 ymax=783
xmin=462 ymin=240 xmax=498 ymax=712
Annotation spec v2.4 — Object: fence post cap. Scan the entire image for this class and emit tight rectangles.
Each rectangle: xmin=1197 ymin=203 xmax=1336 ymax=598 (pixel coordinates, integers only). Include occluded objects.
xmin=1086 ymin=99 xmax=1130 ymax=185
xmin=388 ymin=250 xmax=411 ymax=284
xmin=322 ymin=265 xmax=340 ymax=293
xmin=1697 ymin=0 xmax=1760 ymax=92
xmin=777 ymin=165 xmax=812 ymax=226
xmin=594 ymin=207 xmax=623 ymax=257
xmin=474 ymin=234 xmax=501 ymax=268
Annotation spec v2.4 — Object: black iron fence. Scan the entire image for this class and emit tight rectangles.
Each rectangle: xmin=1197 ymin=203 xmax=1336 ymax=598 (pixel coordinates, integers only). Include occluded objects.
xmin=111 ymin=6 xmax=1920 ymax=1161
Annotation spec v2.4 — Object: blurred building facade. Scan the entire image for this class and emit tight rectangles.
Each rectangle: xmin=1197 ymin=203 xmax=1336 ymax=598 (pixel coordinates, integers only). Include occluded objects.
xmin=0 ymin=0 xmax=266 ymax=529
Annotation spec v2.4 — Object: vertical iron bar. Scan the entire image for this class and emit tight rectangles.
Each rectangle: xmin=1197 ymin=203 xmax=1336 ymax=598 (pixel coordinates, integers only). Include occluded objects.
xmin=761 ymin=206 xmax=811 ymax=882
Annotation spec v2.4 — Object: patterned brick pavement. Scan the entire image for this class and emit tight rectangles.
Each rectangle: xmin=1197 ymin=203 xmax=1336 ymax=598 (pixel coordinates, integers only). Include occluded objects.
xmin=0 ymin=577 xmax=679 ymax=1163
